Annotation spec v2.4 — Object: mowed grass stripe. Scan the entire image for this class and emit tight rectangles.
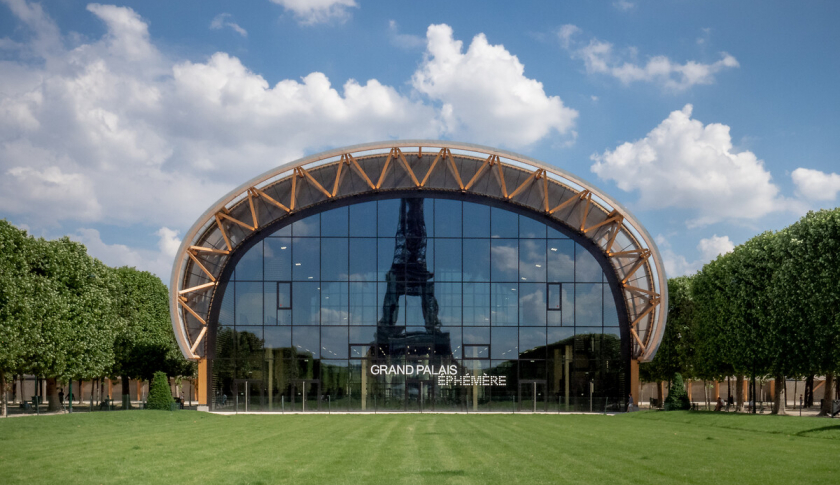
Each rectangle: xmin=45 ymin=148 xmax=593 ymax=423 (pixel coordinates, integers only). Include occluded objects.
xmin=2 ymin=411 xmax=840 ymax=484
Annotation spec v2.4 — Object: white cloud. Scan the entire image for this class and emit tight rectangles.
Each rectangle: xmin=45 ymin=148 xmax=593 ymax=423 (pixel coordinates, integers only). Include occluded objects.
xmin=658 ymin=233 xmax=735 ymax=277
xmin=388 ymin=20 xmax=424 ymax=49
xmin=697 ymin=234 xmax=734 ymax=261
xmin=0 ymin=3 xmax=573 ymax=277
xmin=791 ymin=168 xmax=840 ymax=201
xmin=210 ymin=13 xmax=247 ymax=37
xmin=413 ymin=24 xmax=578 ymax=148
xmin=559 ymin=24 xmax=739 ymax=91
xmin=269 ymin=0 xmax=357 ymax=26
xmin=613 ymin=0 xmax=635 ymax=11
xmin=591 ymin=105 xmax=790 ymax=227
xmin=72 ymin=227 xmax=181 ymax=280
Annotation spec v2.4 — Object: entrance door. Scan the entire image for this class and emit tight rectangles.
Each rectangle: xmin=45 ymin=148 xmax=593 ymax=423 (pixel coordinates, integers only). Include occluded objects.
xmin=519 ymin=380 xmax=547 ymax=412
xmin=406 ymin=379 xmax=433 ymax=412
xmin=292 ymin=380 xmax=321 ymax=412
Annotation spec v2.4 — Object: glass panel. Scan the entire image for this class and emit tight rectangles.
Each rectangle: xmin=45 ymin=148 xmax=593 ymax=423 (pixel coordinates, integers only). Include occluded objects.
xmin=293 ymin=326 xmax=320 ymax=358
xmin=321 ymin=238 xmax=349 ymax=281
xmin=562 ymin=284 xmax=574 ymax=326
xmin=491 ymin=327 xmax=518 ymax=359
xmin=377 ymin=238 xmax=395 ymax=282
xmin=575 ymin=244 xmax=603 ymax=283
xmin=519 ymin=239 xmax=546 ymax=282
xmin=463 ymin=202 xmax=490 ymax=238
xmin=424 ymin=198 xmax=435 ymax=238
xmin=292 ymin=237 xmax=319 ymax=281
xmin=321 ymin=206 xmax=348 ymax=237
xmin=547 ymin=240 xmax=575 ymax=282
xmin=234 ymin=327 xmax=264 ymax=359
xmin=490 ymin=283 xmax=517 ymax=326
xmin=463 ymin=283 xmax=490 ymax=326
xmin=292 ymin=214 xmax=320 ymax=237
xmin=548 ymin=283 xmax=562 ymax=311
xmin=235 ymin=282 xmax=262 ymax=325
xmin=575 ymin=284 xmax=603 ymax=327
xmin=219 ymin=285 xmax=234 ymax=327
xmin=349 ymin=282 xmax=377 ymax=325
xmin=434 ymin=199 xmax=461 ymax=238
xmin=377 ymin=199 xmax=400 ymax=238
xmin=264 ymin=326 xmax=291 ymax=349
xmin=348 ymin=238 xmax=377 ymax=281
xmin=519 ymin=215 xmax=546 ymax=239
xmin=463 ymin=326 xmax=489 ymax=344
xmin=264 ymin=282 xmax=278 ymax=325
xmin=463 ymin=239 xmax=490 ymax=282
xmin=349 ymin=326 xmax=377 ymax=344
xmin=321 ymin=327 xmax=348 ymax=359
xmin=435 ymin=239 xmax=461 ymax=282
xmin=547 ymin=327 xmax=574 ymax=347
xmin=464 ymin=345 xmax=489 ymax=359
xmin=490 ymin=239 xmax=518 ymax=281
xmin=491 ymin=207 xmax=517 ymax=238
xmin=518 ymin=283 xmax=546 ymax=326
xmin=236 ymin=241 xmax=263 ymax=281
xmin=437 ymin=282 xmax=461 ymax=325
xmin=321 ymin=282 xmax=349 ymax=325
xmin=265 ymin=238 xmax=292 ymax=281
xmin=519 ymin=327 xmax=546 ymax=358
xmin=440 ymin=326 xmax=461 ymax=358
xmin=277 ymin=282 xmax=291 ymax=310
xmin=604 ymin=286 xmax=620 ymax=327
xmin=292 ymin=282 xmax=320 ymax=325
xmin=349 ymin=201 xmax=377 ymax=237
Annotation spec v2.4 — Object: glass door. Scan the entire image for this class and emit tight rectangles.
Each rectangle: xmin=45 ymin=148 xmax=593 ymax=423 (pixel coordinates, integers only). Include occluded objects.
xmin=519 ymin=380 xmax=547 ymax=412
xmin=406 ymin=379 xmax=434 ymax=412
xmin=293 ymin=380 xmax=321 ymax=412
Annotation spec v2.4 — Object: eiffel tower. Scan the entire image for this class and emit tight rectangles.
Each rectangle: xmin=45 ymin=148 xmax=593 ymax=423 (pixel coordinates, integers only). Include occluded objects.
xmin=377 ymin=198 xmax=442 ymax=343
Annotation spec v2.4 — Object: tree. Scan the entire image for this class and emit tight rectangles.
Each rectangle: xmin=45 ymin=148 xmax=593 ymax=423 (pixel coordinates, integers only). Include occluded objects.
xmin=111 ymin=267 xmax=192 ymax=408
xmin=146 ymin=371 xmax=174 ymax=410
xmin=664 ymin=373 xmax=691 ymax=410
xmin=773 ymin=209 xmax=840 ymax=415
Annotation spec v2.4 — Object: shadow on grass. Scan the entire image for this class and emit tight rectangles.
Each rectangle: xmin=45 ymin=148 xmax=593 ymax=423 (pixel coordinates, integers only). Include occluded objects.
xmin=418 ymin=470 xmax=466 ymax=476
xmin=796 ymin=424 xmax=840 ymax=439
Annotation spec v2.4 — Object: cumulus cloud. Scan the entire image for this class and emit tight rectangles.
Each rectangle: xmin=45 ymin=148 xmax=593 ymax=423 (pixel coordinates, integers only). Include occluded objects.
xmin=657 ymin=234 xmax=735 ymax=277
xmin=0 ymin=3 xmax=573 ymax=277
xmin=791 ymin=168 xmax=840 ymax=201
xmin=210 ymin=13 xmax=247 ymax=37
xmin=559 ymin=24 xmax=739 ymax=91
xmin=72 ymin=227 xmax=181 ymax=279
xmin=413 ymin=24 xmax=578 ymax=147
xmin=591 ymin=105 xmax=789 ymax=227
xmin=270 ymin=0 xmax=357 ymax=26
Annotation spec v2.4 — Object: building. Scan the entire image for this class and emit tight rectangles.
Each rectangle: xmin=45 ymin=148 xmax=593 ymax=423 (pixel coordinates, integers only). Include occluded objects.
xmin=169 ymin=141 xmax=667 ymax=412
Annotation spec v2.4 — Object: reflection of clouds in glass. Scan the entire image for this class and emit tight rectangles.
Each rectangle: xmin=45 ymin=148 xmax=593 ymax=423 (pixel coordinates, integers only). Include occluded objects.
xmin=293 ymin=217 xmax=319 ymax=236
xmin=519 ymin=285 xmax=546 ymax=325
xmin=519 ymin=239 xmax=546 ymax=281
xmin=491 ymin=241 xmax=518 ymax=280
xmin=575 ymin=245 xmax=602 ymax=282
xmin=575 ymin=284 xmax=603 ymax=326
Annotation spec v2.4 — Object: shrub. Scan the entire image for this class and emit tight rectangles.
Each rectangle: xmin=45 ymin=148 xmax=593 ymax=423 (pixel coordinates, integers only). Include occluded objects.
xmin=664 ymin=373 xmax=691 ymax=410
xmin=146 ymin=371 xmax=174 ymax=410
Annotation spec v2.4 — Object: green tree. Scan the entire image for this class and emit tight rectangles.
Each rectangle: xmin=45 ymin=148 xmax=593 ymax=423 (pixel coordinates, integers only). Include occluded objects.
xmin=111 ymin=267 xmax=192 ymax=408
xmin=664 ymin=373 xmax=690 ymax=410
xmin=146 ymin=371 xmax=174 ymax=410
xmin=773 ymin=209 xmax=840 ymax=415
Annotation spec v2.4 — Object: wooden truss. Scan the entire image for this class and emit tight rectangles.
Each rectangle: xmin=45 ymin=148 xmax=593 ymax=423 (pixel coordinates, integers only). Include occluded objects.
xmin=176 ymin=146 xmax=662 ymax=361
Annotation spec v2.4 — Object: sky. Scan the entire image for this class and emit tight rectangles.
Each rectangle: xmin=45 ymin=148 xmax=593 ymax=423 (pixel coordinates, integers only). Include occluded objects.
xmin=1 ymin=0 xmax=838 ymax=282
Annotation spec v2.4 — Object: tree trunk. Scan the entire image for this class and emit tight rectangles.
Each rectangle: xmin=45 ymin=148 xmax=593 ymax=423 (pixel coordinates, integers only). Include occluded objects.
xmin=122 ymin=376 xmax=131 ymax=409
xmin=805 ymin=375 xmax=814 ymax=407
xmin=1 ymin=371 xmax=7 ymax=418
xmin=772 ymin=374 xmax=786 ymax=415
xmin=46 ymin=378 xmax=61 ymax=412
xmin=735 ymin=375 xmax=744 ymax=411
xmin=703 ymin=380 xmax=709 ymax=410
xmin=819 ymin=373 xmax=834 ymax=416
xmin=657 ymin=381 xmax=664 ymax=409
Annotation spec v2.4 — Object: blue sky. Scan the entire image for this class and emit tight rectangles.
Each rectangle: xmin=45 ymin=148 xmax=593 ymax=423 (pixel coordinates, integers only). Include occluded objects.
xmin=1 ymin=0 xmax=838 ymax=280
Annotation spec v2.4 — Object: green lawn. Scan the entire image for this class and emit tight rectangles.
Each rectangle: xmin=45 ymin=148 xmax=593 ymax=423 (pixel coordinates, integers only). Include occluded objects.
xmin=1 ymin=411 xmax=839 ymax=484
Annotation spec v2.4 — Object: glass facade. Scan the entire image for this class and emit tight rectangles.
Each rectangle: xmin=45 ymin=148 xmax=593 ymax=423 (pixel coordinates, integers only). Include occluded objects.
xmin=210 ymin=197 xmax=626 ymax=412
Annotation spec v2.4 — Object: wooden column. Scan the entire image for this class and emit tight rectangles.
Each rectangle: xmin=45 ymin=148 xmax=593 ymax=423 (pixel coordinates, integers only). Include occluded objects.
xmin=198 ymin=358 xmax=208 ymax=406
xmin=630 ymin=359 xmax=640 ymax=408
xmin=714 ymin=381 xmax=720 ymax=400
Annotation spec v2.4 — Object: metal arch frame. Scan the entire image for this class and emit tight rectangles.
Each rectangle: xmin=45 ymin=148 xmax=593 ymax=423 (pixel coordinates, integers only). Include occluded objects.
xmin=170 ymin=140 xmax=668 ymax=363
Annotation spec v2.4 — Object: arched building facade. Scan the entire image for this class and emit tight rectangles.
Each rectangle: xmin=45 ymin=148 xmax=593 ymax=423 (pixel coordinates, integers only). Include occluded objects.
xmin=170 ymin=141 xmax=667 ymax=412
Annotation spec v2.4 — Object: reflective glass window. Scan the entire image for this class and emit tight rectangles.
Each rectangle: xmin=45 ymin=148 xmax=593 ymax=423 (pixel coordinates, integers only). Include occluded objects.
xmin=321 ymin=282 xmax=348 ymax=325
xmin=463 ymin=283 xmax=490 ymax=326
xmin=349 ymin=201 xmax=377 ymax=237
xmin=236 ymin=241 xmax=263 ymax=281
xmin=435 ymin=239 xmax=461 ymax=282
xmin=321 ymin=206 xmax=348 ymax=237
xmin=490 ymin=283 xmax=518 ymax=326
xmin=518 ymin=283 xmax=546 ymax=326
xmin=519 ymin=239 xmax=546 ymax=282
xmin=293 ymin=326 xmax=320 ymax=358
xmin=435 ymin=199 xmax=462 ymax=238
xmin=519 ymin=215 xmax=546 ymax=239
xmin=463 ymin=202 xmax=490 ymax=237
xmin=490 ymin=240 xmax=518 ymax=281
xmin=348 ymin=238 xmax=377 ymax=281
xmin=321 ymin=238 xmax=349 ymax=281
xmin=292 ymin=214 xmax=319 ymax=237
xmin=463 ymin=239 xmax=490 ymax=282
xmin=292 ymin=237 xmax=319 ymax=281
xmin=292 ymin=282 xmax=320 ymax=325
xmin=491 ymin=207 xmax=517 ymax=238
xmin=547 ymin=240 xmax=575 ymax=282
xmin=575 ymin=283 xmax=603 ymax=327
xmin=235 ymin=282 xmax=262 ymax=325
xmin=265 ymin=238 xmax=292 ymax=281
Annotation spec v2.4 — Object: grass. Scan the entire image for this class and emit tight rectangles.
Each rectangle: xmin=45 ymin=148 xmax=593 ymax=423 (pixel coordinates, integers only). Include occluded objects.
xmin=1 ymin=411 xmax=839 ymax=484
